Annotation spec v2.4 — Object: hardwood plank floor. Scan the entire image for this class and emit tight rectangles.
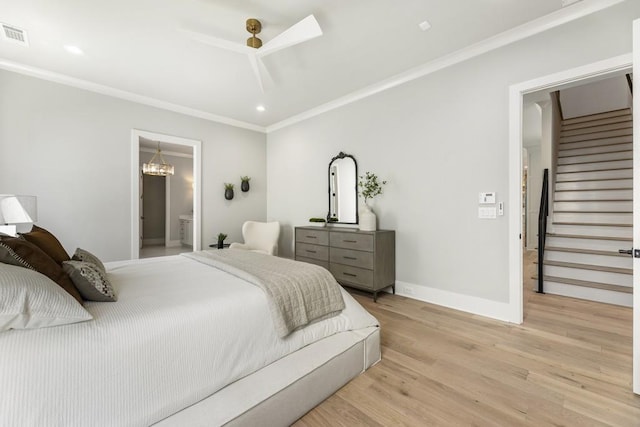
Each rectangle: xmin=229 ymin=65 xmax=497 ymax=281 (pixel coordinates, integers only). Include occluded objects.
xmin=294 ymin=250 xmax=640 ymax=426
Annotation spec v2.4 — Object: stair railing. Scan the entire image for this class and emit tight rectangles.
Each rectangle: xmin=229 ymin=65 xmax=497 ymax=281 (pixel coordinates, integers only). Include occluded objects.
xmin=537 ymin=168 xmax=549 ymax=294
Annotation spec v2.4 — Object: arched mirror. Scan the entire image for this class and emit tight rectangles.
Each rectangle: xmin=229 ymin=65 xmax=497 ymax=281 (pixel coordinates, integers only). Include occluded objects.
xmin=328 ymin=152 xmax=358 ymax=224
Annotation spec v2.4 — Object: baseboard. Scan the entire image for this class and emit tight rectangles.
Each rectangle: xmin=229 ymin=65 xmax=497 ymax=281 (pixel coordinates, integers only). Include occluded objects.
xmin=143 ymin=238 xmax=165 ymax=246
xmin=395 ymin=281 xmax=516 ymax=323
xmin=166 ymin=240 xmax=182 ymax=248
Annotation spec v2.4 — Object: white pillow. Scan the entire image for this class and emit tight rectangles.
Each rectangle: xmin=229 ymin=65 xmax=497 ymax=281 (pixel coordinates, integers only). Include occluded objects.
xmin=0 ymin=263 xmax=93 ymax=332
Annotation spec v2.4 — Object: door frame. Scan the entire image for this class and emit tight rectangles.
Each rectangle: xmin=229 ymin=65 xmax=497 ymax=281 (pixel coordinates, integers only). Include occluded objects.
xmin=130 ymin=129 xmax=202 ymax=259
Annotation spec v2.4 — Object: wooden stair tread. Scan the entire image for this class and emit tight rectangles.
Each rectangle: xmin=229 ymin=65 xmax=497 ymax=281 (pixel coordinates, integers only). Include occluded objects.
xmin=555 ymin=177 xmax=632 ymax=183
xmin=561 ymin=108 xmax=631 ymax=125
xmin=558 ymin=166 xmax=631 ymax=173
xmin=554 ymin=188 xmax=632 ymax=192
xmin=561 ymin=116 xmax=632 ymax=131
xmin=544 ymin=246 xmax=629 ymax=257
xmin=554 ymin=199 xmax=632 ymax=202
xmin=558 ymin=142 xmax=632 ymax=153
xmin=552 ymin=221 xmax=631 ymax=227
xmin=558 ymin=148 xmax=632 ymax=157
xmin=553 ymin=210 xmax=631 ymax=213
xmin=559 ymin=158 xmax=632 ymax=166
xmin=542 ymin=260 xmax=631 ymax=274
xmin=547 ymin=233 xmax=632 ymax=241
xmin=532 ymin=275 xmax=632 ymax=294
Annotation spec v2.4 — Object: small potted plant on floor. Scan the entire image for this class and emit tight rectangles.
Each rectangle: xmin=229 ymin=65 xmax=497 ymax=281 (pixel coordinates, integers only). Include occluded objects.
xmin=217 ymin=233 xmax=227 ymax=249
xmin=224 ymin=183 xmax=234 ymax=200
xmin=309 ymin=217 xmax=327 ymax=227
xmin=240 ymin=176 xmax=251 ymax=192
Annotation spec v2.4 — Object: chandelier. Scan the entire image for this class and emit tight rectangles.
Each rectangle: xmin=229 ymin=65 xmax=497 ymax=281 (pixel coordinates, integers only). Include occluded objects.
xmin=143 ymin=142 xmax=174 ymax=176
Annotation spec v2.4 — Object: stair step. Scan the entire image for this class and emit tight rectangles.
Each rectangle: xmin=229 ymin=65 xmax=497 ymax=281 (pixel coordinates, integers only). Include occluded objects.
xmin=561 ymin=121 xmax=632 ymax=138
xmin=545 ymin=246 xmax=629 ymax=257
xmin=553 ymin=221 xmax=631 ymax=227
xmin=557 ymin=150 xmax=632 ymax=165
xmin=561 ymin=108 xmax=632 ymax=125
xmin=549 ymin=224 xmax=631 ymax=238
xmin=557 ymin=160 xmax=632 ymax=174
xmin=554 ymin=201 xmax=632 ymax=212
xmin=554 ymin=189 xmax=632 ymax=201
xmin=559 ymin=142 xmax=632 ymax=157
xmin=559 ymin=135 xmax=632 ymax=151
xmin=556 ymin=169 xmax=632 ymax=182
xmin=560 ymin=128 xmax=632 ymax=144
xmin=545 ymin=234 xmax=632 ymax=252
xmin=544 ymin=248 xmax=632 ymax=269
xmin=543 ymin=262 xmax=631 ymax=286
xmin=537 ymin=275 xmax=632 ymax=294
xmin=561 ymin=115 xmax=632 ymax=131
xmin=553 ymin=212 xmax=631 ymax=225
xmin=547 ymin=233 xmax=631 ymax=241
xmin=555 ymin=178 xmax=632 ymax=191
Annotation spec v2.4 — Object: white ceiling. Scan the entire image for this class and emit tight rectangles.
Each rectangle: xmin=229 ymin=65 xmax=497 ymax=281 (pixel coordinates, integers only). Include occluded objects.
xmin=0 ymin=0 xmax=615 ymax=129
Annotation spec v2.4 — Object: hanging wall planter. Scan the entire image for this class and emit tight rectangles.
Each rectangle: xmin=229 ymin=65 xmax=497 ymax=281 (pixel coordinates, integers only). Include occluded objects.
xmin=241 ymin=176 xmax=251 ymax=192
xmin=224 ymin=183 xmax=235 ymax=200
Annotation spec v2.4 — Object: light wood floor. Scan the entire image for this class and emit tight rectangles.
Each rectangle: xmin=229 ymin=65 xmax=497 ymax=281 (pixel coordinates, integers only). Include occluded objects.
xmin=295 ymin=250 xmax=640 ymax=426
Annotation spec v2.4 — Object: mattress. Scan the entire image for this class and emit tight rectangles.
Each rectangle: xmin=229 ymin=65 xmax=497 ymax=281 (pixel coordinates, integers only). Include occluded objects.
xmin=0 ymin=254 xmax=379 ymax=427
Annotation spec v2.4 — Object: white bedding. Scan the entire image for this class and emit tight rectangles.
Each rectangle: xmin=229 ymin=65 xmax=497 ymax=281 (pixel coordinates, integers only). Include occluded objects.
xmin=0 ymin=255 xmax=378 ymax=427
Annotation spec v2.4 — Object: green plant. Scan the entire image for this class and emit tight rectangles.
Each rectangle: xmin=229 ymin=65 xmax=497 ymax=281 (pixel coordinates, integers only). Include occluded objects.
xmin=224 ymin=183 xmax=234 ymax=190
xmin=309 ymin=217 xmax=326 ymax=223
xmin=358 ymin=171 xmax=387 ymax=204
xmin=217 ymin=233 xmax=227 ymax=242
xmin=240 ymin=176 xmax=251 ymax=182
xmin=328 ymin=217 xmax=339 ymax=222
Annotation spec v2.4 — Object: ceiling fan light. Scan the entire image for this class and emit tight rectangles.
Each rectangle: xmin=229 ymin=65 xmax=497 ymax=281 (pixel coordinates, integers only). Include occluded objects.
xmin=247 ymin=36 xmax=262 ymax=48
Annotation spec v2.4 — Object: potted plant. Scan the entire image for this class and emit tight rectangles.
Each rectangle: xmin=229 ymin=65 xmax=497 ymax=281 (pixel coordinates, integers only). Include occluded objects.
xmin=328 ymin=216 xmax=339 ymax=223
xmin=240 ymin=176 xmax=251 ymax=192
xmin=224 ymin=183 xmax=234 ymax=200
xmin=217 ymin=233 xmax=227 ymax=249
xmin=358 ymin=171 xmax=387 ymax=231
xmin=309 ymin=217 xmax=327 ymax=227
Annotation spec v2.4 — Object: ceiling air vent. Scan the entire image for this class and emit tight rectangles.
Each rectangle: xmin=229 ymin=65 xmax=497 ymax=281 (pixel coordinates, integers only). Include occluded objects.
xmin=1 ymin=23 xmax=29 ymax=46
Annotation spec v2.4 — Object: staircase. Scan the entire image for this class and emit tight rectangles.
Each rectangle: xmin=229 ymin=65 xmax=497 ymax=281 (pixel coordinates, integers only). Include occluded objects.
xmin=541 ymin=108 xmax=633 ymax=307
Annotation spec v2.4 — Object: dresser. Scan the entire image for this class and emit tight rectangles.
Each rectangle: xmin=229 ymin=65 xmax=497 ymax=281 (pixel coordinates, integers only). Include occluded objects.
xmin=295 ymin=226 xmax=395 ymax=302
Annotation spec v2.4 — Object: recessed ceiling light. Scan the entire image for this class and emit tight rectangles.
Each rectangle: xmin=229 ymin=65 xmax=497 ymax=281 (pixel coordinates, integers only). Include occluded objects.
xmin=418 ymin=20 xmax=431 ymax=32
xmin=256 ymin=105 xmax=266 ymax=112
xmin=64 ymin=45 xmax=84 ymax=55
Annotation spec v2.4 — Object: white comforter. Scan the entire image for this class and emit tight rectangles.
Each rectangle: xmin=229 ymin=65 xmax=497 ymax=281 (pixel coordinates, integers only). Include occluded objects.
xmin=0 ymin=255 xmax=378 ymax=427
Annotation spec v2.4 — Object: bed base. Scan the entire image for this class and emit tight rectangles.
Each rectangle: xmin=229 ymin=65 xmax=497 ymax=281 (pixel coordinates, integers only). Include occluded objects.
xmin=154 ymin=326 xmax=380 ymax=426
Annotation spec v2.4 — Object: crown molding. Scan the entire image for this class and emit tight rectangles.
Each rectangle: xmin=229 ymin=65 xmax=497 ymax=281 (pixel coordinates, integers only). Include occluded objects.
xmin=0 ymin=59 xmax=266 ymax=133
xmin=266 ymin=0 xmax=626 ymax=133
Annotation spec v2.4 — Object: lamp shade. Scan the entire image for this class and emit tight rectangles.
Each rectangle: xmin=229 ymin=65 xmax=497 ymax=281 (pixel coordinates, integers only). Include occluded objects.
xmin=0 ymin=195 xmax=37 ymax=224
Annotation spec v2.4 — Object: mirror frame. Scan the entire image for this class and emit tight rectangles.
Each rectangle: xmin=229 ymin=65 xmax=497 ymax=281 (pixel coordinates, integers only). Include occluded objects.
xmin=327 ymin=151 xmax=358 ymax=225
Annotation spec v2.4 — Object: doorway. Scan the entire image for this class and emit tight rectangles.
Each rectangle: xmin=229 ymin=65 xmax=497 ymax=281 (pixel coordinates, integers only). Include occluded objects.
xmin=508 ymin=54 xmax=633 ymax=389
xmin=130 ymin=129 xmax=202 ymax=259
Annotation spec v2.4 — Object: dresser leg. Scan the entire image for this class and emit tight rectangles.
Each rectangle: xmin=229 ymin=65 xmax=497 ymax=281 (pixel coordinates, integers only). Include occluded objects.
xmin=392 ymin=284 xmax=396 ymax=294
xmin=373 ymin=291 xmax=378 ymax=303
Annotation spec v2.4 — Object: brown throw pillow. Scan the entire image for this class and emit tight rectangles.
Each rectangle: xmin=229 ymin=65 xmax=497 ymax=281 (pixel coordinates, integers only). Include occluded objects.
xmin=19 ymin=225 xmax=70 ymax=265
xmin=0 ymin=237 xmax=83 ymax=304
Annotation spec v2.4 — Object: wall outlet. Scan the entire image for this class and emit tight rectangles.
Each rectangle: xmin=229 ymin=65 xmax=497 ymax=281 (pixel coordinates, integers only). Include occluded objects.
xmin=403 ymin=285 xmax=414 ymax=295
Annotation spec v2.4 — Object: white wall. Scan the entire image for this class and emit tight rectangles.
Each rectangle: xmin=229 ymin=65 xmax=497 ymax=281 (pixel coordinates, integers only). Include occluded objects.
xmin=266 ymin=2 xmax=640 ymax=304
xmin=560 ymin=75 xmax=632 ymax=119
xmin=0 ymin=70 xmax=267 ymax=262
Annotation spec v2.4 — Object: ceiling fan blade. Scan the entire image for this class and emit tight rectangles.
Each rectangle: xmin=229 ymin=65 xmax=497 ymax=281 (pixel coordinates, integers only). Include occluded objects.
xmin=181 ymin=29 xmax=252 ymax=55
xmin=257 ymin=14 xmax=322 ymax=57
xmin=247 ymin=54 xmax=273 ymax=93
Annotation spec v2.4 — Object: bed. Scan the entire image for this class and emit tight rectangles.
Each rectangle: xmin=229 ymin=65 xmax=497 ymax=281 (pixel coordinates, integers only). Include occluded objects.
xmin=0 ymin=250 xmax=380 ymax=426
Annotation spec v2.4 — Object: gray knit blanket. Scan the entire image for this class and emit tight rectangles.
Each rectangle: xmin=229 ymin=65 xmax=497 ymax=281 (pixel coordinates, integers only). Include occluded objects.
xmin=183 ymin=249 xmax=345 ymax=337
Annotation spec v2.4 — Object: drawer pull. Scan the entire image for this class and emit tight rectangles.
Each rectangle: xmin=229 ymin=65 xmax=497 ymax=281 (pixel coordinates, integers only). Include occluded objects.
xmin=343 ymin=272 xmax=357 ymax=277
xmin=343 ymin=256 xmax=357 ymax=260
xmin=306 ymin=250 xmax=317 ymax=254
xmin=343 ymin=240 xmax=358 ymax=243
xmin=306 ymin=235 xmax=317 ymax=239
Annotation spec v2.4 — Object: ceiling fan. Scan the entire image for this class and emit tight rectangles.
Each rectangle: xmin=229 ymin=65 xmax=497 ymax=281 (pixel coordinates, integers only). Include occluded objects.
xmin=183 ymin=15 xmax=322 ymax=93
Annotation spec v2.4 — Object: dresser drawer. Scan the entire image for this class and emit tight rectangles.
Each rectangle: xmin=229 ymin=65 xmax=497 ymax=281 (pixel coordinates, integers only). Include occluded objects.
xmin=296 ymin=256 xmax=329 ymax=271
xmin=330 ymin=264 xmax=373 ymax=289
xmin=296 ymin=228 xmax=329 ymax=246
xmin=330 ymin=231 xmax=373 ymax=252
xmin=330 ymin=247 xmax=374 ymax=270
xmin=296 ymin=242 xmax=329 ymax=261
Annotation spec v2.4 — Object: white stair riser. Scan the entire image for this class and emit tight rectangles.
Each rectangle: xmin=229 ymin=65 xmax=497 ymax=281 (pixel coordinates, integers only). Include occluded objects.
xmin=543 ymin=282 xmax=632 ymax=307
xmin=561 ymin=122 xmax=632 ymax=137
xmin=560 ymin=128 xmax=632 ymax=144
xmin=544 ymin=251 xmax=631 ymax=269
xmin=557 ymin=159 xmax=632 ymax=173
xmin=559 ymin=143 xmax=632 ymax=157
xmin=553 ymin=212 xmax=631 ymax=224
xmin=556 ymin=179 xmax=632 ymax=191
xmin=545 ymin=236 xmax=630 ymax=252
xmin=562 ymin=116 xmax=631 ymax=131
xmin=543 ymin=266 xmax=631 ymax=286
xmin=550 ymin=224 xmax=631 ymax=238
xmin=557 ymin=151 xmax=631 ymax=165
xmin=556 ymin=169 xmax=632 ymax=182
xmin=554 ymin=189 xmax=632 ymax=201
xmin=554 ymin=201 xmax=632 ymax=212
xmin=560 ymin=135 xmax=632 ymax=150
xmin=562 ymin=109 xmax=631 ymax=125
